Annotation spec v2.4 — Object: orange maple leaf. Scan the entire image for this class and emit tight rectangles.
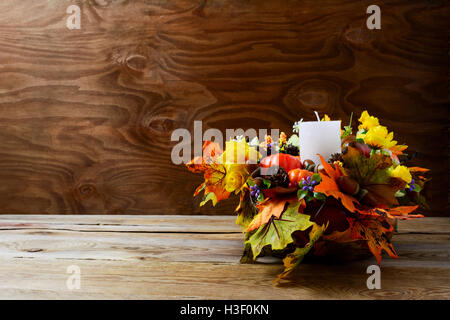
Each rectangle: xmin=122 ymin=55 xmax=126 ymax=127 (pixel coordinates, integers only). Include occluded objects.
xmin=204 ymin=180 xmax=230 ymax=203
xmin=186 ymin=141 xmax=223 ymax=173
xmin=246 ymin=195 xmax=300 ymax=232
xmin=318 ymin=154 xmax=342 ymax=181
xmin=408 ymin=167 xmax=430 ymax=173
xmin=187 ymin=142 xmax=230 ymax=204
xmin=314 ymin=154 xmax=359 ymax=212
xmin=202 ymin=163 xmax=230 ymax=203
xmin=387 ymin=205 xmax=423 ymax=219
xmin=356 ymin=205 xmax=422 ymax=220
xmin=389 ymin=144 xmax=408 ymax=156
xmin=347 ymin=215 xmax=397 ymax=264
xmin=187 ymin=156 xmax=210 ymax=173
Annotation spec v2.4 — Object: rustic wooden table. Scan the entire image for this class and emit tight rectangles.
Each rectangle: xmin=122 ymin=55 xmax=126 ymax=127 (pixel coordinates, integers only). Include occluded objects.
xmin=0 ymin=215 xmax=448 ymax=299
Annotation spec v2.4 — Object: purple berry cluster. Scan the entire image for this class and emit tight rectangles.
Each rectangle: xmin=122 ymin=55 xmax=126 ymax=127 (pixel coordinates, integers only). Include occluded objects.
xmin=408 ymin=179 xmax=416 ymax=192
xmin=300 ymin=176 xmax=318 ymax=192
xmin=250 ymin=185 xmax=261 ymax=198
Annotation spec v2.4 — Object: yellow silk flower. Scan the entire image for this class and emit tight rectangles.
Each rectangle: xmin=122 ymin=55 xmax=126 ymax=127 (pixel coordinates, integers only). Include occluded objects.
xmin=357 ymin=110 xmax=408 ymax=155
xmin=221 ymin=139 xmax=261 ymax=193
xmin=358 ymin=110 xmax=380 ymax=130
xmin=390 ymin=165 xmax=412 ymax=184
xmin=358 ymin=124 xmax=403 ymax=151
xmin=222 ymin=139 xmax=260 ymax=165
xmin=224 ymin=164 xmax=248 ymax=193
xmin=358 ymin=125 xmax=396 ymax=149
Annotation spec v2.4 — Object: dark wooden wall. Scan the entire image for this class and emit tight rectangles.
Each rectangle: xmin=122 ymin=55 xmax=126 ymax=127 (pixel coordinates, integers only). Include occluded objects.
xmin=0 ymin=0 xmax=448 ymax=215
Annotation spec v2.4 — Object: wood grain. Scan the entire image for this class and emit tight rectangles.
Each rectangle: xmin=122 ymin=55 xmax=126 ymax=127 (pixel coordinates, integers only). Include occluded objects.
xmin=0 ymin=0 xmax=448 ymax=215
xmin=0 ymin=215 xmax=448 ymax=299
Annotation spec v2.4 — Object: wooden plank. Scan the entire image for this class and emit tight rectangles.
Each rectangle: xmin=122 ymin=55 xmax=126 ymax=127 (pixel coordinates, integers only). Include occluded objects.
xmin=397 ymin=217 xmax=450 ymax=234
xmin=0 ymin=215 xmax=241 ymax=233
xmin=0 ymin=227 xmax=448 ymax=263
xmin=0 ymin=216 xmax=448 ymax=299
xmin=0 ymin=258 xmax=448 ymax=300
xmin=0 ymin=0 xmax=447 ymax=215
xmin=0 ymin=215 xmax=448 ymax=233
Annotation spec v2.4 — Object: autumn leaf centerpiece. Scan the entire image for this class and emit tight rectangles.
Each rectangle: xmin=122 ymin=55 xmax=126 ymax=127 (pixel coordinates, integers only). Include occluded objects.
xmin=186 ymin=111 xmax=429 ymax=283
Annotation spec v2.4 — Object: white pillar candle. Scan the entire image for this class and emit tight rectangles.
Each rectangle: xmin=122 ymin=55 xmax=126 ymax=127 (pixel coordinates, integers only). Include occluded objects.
xmin=298 ymin=120 xmax=341 ymax=166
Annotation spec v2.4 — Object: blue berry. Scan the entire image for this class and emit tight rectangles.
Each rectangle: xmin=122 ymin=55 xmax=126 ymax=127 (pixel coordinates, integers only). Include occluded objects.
xmin=408 ymin=179 xmax=416 ymax=192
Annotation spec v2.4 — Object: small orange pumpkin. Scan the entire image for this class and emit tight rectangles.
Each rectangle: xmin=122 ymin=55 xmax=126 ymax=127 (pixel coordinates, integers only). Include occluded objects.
xmin=259 ymin=153 xmax=302 ymax=173
xmin=288 ymin=169 xmax=313 ymax=188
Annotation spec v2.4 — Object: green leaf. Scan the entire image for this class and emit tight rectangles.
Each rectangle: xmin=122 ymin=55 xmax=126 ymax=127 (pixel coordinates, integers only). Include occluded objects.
xmin=200 ymin=192 xmax=217 ymax=206
xmin=342 ymin=146 xmax=401 ymax=207
xmin=313 ymin=192 xmax=326 ymax=200
xmin=357 ymin=128 xmax=367 ymax=136
xmin=297 ymin=190 xmax=308 ymax=200
xmin=257 ymin=192 xmax=264 ymax=203
xmin=311 ymin=173 xmax=321 ymax=184
xmin=262 ymin=179 xmax=272 ymax=189
xmin=343 ymin=146 xmax=393 ymax=185
xmin=240 ymin=243 xmax=255 ymax=264
xmin=395 ymin=190 xmax=406 ymax=197
xmin=413 ymin=184 xmax=422 ymax=193
xmin=274 ymin=223 xmax=327 ymax=283
xmin=245 ymin=202 xmax=314 ymax=259
xmin=341 ymin=127 xmax=351 ymax=139
xmin=341 ymin=113 xmax=353 ymax=139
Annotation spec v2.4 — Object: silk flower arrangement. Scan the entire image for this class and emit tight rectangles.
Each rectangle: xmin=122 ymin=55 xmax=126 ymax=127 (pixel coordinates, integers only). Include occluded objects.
xmin=186 ymin=111 xmax=429 ymax=283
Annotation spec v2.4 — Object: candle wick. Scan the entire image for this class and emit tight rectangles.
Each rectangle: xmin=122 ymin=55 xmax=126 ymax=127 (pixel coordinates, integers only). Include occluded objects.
xmin=314 ymin=111 xmax=321 ymax=121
